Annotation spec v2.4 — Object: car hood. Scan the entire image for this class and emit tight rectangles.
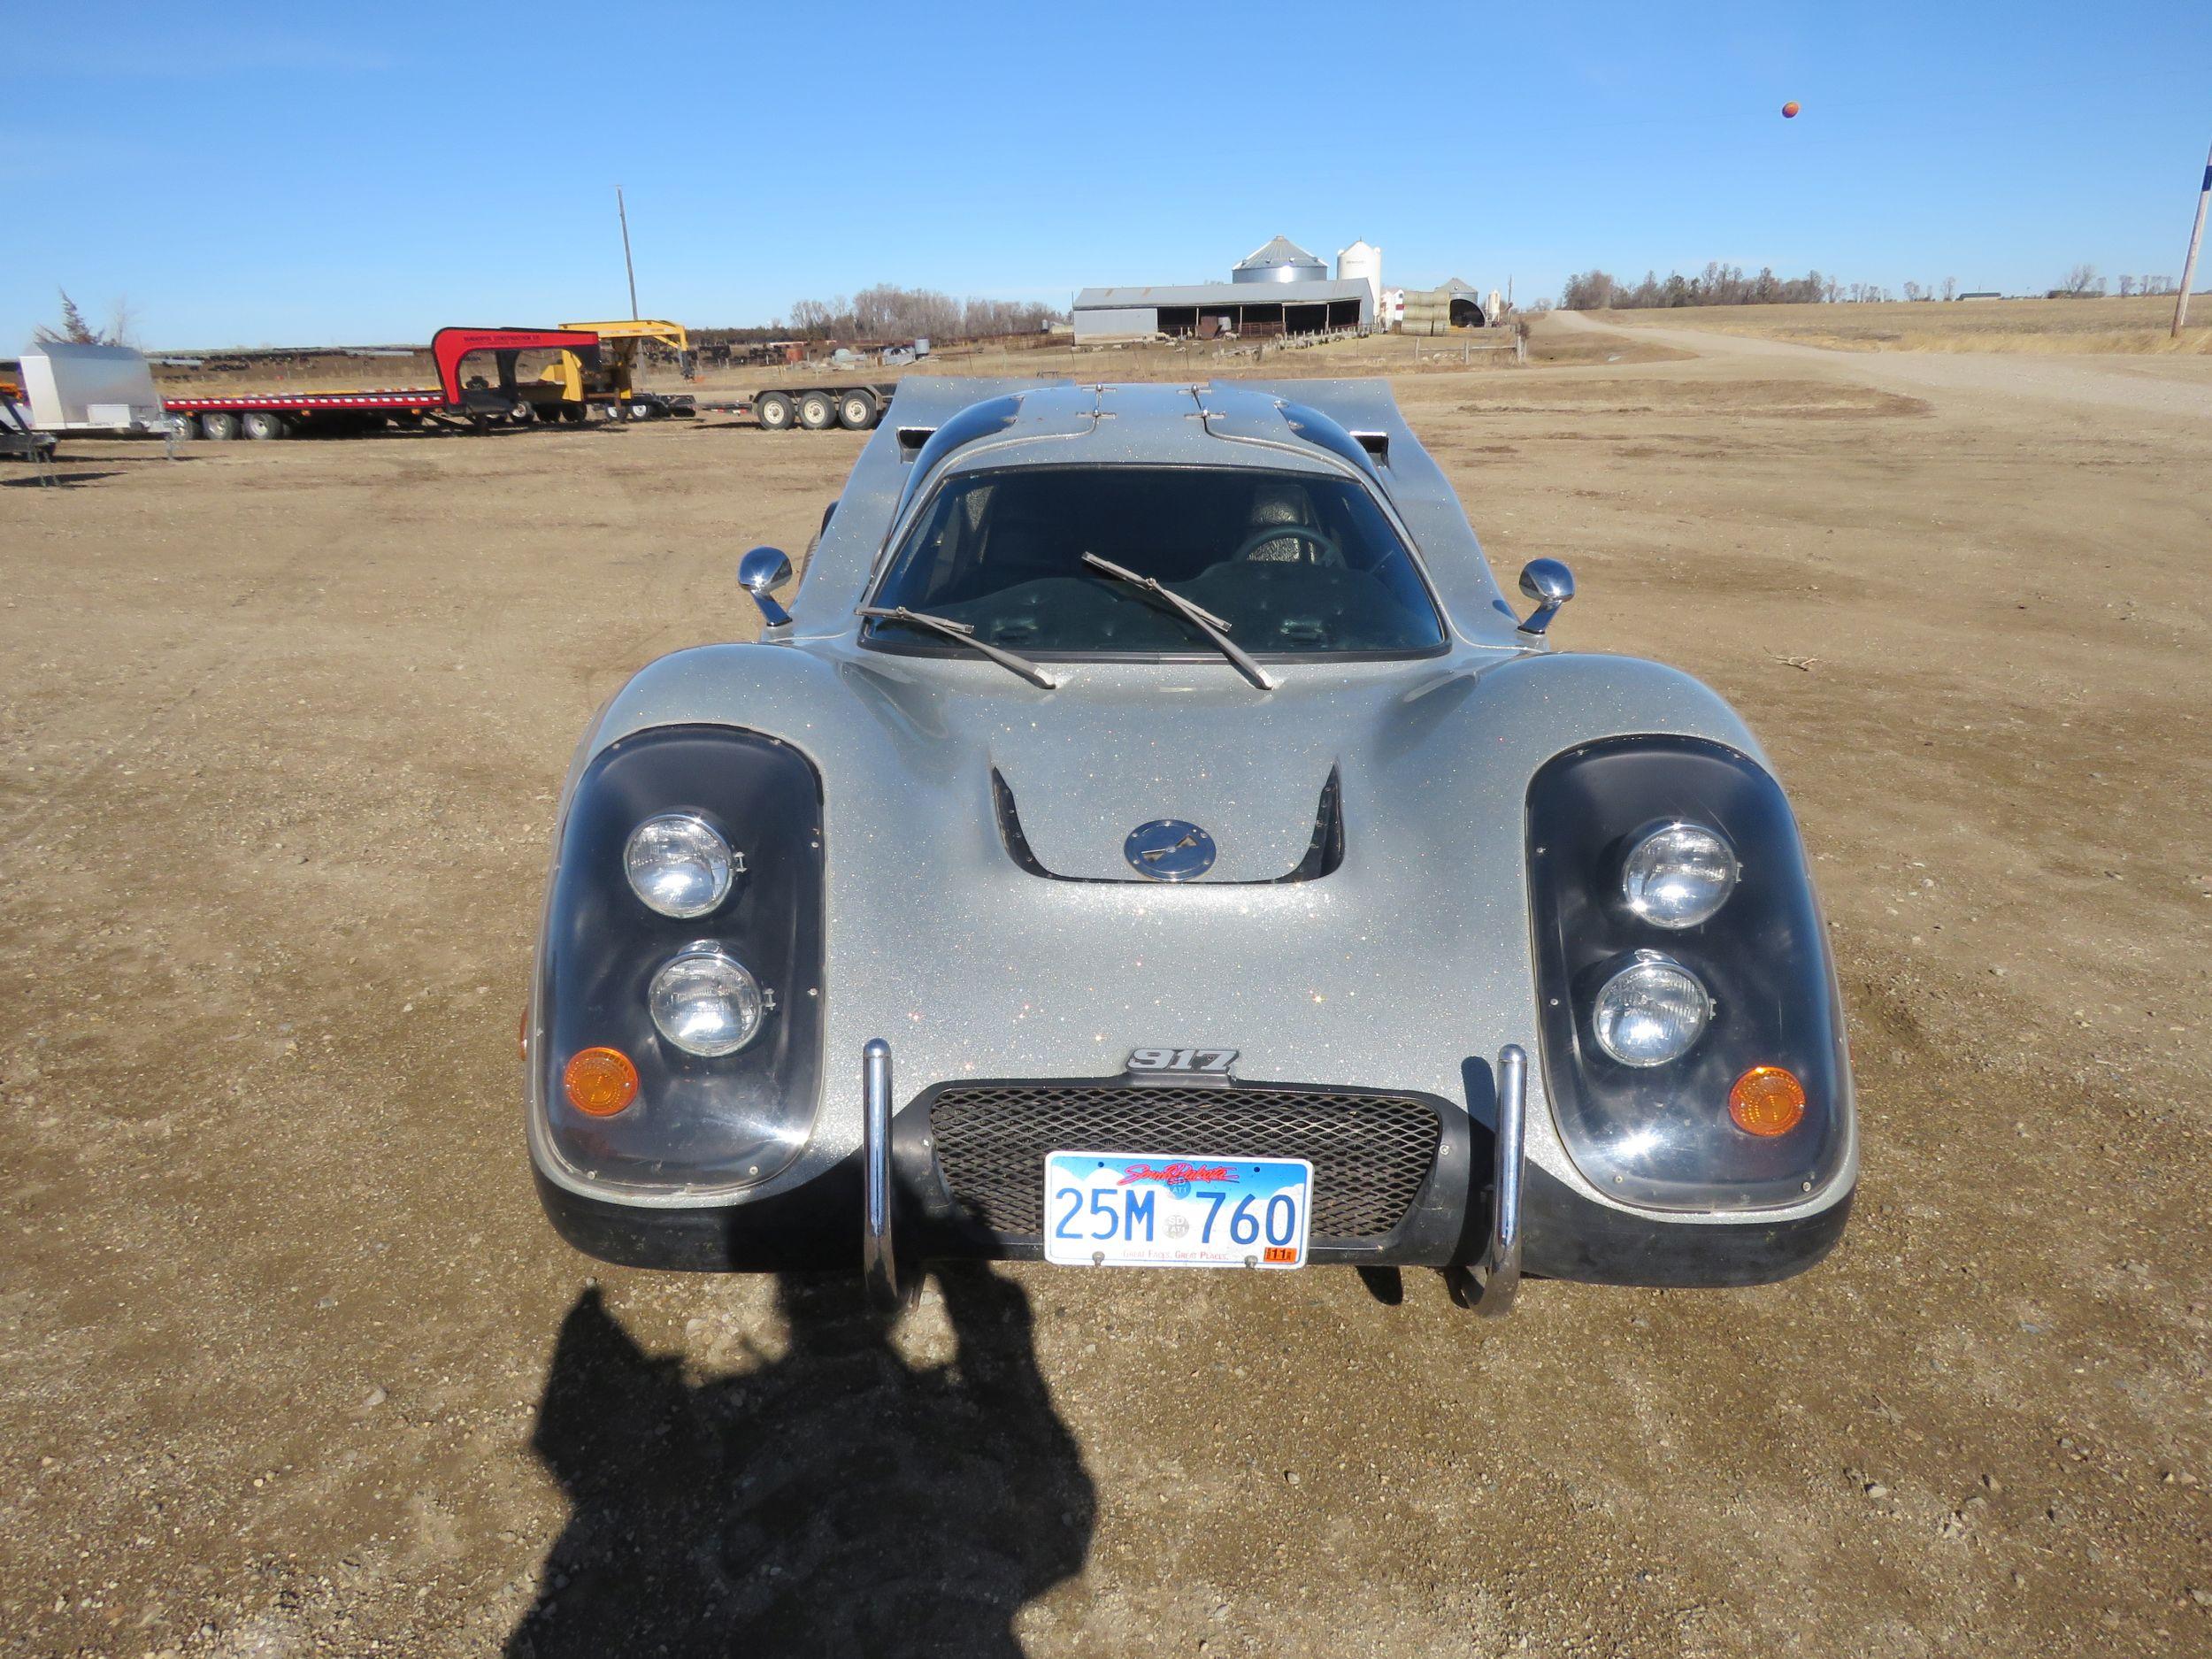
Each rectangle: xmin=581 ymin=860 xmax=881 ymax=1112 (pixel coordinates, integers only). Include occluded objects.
xmin=572 ymin=639 xmax=1765 ymax=1205
xmin=981 ymin=677 xmax=1372 ymax=883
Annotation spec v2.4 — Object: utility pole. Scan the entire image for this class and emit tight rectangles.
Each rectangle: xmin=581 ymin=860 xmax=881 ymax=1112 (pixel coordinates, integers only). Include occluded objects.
xmin=2174 ymin=140 xmax=2210 ymax=338
xmin=617 ymin=186 xmax=640 ymax=321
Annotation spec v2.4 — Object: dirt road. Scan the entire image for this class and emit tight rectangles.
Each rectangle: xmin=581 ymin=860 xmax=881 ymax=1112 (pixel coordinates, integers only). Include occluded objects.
xmin=1555 ymin=304 xmax=2212 ymax=419
xmin=2 ymin=328 xmax=2208 ymax=1657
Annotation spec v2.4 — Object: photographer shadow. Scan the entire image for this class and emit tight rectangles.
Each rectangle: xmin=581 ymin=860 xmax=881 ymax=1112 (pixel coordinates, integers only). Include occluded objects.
xmin=508 ymin=1267 xmax=1094 ymax=1658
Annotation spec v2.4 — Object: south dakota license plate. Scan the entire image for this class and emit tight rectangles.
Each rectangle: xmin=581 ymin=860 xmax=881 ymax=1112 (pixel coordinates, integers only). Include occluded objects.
xmin=1042 ymin=1151 xmax=1312 ymax=1269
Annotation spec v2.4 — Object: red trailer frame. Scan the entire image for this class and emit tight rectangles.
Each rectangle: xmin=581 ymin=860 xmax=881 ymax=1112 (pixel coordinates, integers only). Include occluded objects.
xmin=164 ymin=327 xmax=601 ymax=438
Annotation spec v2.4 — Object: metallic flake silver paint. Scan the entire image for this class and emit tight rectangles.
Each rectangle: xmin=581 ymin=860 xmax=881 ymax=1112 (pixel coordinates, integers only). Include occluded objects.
xmin=525 ymin=377 xmax=1857 ymax=1233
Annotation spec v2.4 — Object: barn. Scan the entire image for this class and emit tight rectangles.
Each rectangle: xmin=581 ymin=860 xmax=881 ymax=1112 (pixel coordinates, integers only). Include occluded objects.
xmin=1073 ymin=235 xmax=1375 ymax=343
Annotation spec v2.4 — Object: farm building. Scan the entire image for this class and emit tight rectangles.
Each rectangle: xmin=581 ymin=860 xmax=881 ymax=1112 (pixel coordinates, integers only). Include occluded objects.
xmin=1074 ymin=234 xmax=1376 ymax=343
xmin=1396 ymin=278 xmax=1488 ymax=335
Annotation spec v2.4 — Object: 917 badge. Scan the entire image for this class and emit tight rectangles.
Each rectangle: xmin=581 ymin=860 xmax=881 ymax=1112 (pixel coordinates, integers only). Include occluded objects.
xmin=1125 ymin=1047 xmax=1237 ymax=1076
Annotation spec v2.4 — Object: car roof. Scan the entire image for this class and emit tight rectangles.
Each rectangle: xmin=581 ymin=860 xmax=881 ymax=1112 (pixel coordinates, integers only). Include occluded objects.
xmin=783 ymin=377 xmax=1524 ymax=649
xmin=901 ymin=382 xmax=1360 ymax=503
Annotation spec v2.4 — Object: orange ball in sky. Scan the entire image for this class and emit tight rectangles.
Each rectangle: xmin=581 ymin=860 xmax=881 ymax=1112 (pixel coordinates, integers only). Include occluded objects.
xmin=1781 ymin=101 xmax=1801 ymax=118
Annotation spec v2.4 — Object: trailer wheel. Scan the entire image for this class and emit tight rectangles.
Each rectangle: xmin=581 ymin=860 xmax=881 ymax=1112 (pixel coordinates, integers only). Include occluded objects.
xmin=755 ymin=392 xmax=795 ymax=432
xmin=837 ymin=388 xmax=877 ymax=430
xmin=168 ymin=413 xmax=200 ymax=441
xmin=797 ymin=390 xmax=837 ymax=430
xmin=199 ymin=410 xmax=241 ymax=441
xmin=242 ymin=411 xmax=288 ymax=441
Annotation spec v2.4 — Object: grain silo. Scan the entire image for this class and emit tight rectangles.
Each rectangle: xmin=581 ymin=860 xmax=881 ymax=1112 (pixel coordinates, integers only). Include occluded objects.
xmin=1336 ymin=241 xmax=1382 ymax=318
xmin=1232 ymin=235 xmax=1329 ymax=285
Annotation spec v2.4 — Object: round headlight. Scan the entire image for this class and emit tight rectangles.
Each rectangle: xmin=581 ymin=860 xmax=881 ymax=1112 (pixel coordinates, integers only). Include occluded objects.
xmin=1621 ymin=822 xmax=1738 ymax=928
xmin=624 ymin=814 xmax=736 ymax=918
xmin=1592 ymin=952 xmax=1711 ymax=1068
xmin=648 ymin=947 xmax=766 ymax=1056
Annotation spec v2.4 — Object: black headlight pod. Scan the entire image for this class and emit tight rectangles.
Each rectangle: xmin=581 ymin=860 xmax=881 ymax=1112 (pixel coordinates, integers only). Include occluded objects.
xmin=1526 ymin=736 xmax=1851 ymax=1211
xmin=537 ymin=726 xmax=826 ymax=1193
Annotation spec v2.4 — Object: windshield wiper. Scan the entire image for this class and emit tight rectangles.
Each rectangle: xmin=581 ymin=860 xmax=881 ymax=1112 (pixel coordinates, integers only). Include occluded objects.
xmin=1079 ymin=554 xmax=1278 ymax=690
xmin=857 ymin=606 xmax=1060 ymax=689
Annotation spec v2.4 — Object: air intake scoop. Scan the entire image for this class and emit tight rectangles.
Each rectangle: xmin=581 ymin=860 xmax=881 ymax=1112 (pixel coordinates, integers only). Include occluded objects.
xmin=991 ymin=764 xmax=1342 ymax=884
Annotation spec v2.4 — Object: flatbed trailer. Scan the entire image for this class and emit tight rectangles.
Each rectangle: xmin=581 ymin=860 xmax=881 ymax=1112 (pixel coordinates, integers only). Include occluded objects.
xmin=164 ymin=326 xmax=598 ymax=440
xmin=728 ymin=381 xmax=899 ymax=432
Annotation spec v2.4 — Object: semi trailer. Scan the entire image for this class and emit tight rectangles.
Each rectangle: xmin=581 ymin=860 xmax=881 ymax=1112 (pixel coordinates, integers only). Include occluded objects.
xmin=741 ymin=381 xmax=898 ymax=431
xmin=163 ymin=326 xmax=600 ymax=439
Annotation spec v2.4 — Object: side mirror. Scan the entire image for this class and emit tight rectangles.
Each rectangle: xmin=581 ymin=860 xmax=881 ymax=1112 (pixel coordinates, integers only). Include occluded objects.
xmin=1516 ymin=557 xmax=1575 ymax=636
xmin=739 ymin=546 xmax=795 ymax=628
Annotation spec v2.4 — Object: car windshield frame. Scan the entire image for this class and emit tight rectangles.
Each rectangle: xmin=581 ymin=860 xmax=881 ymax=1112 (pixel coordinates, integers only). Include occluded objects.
xmin=857 ymin=460 xmax=1452 ymax=667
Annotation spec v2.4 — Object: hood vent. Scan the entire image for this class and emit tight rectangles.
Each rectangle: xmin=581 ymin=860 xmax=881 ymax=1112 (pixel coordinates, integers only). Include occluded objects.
xmin=991 ymin=766 xmax=1344 ymax=885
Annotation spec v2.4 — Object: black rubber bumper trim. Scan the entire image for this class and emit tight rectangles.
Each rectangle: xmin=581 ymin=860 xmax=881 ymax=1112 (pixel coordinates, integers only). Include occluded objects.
xmin=534 ymin=1137 xmax=1851 ymax=1286
xmin=534 ymin=1161 xmax=860 ymax=1273
xmin=1521 ymin=1163 xmax=1853 ymax=1286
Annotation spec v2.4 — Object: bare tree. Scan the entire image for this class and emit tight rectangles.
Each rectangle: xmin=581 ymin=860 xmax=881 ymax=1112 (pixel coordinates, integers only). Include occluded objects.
xmin=784 ymin=284 xmax=1065 ymax=342
xmin=33 ymin=288 xmax=113 ymax=345
xmin=2059 ymin=264 xmax=2101 ymax=296
xmin=1558 ymin=263 xmax=1830 ymax=311
xmin=786 ymin=296 xmax=843 ymax=337
xmin=1940 ymin=277 xmax=1957 ymax=302
xmin=1902 ymin=281 xmax=1925 ymax=302
xmin=2117 ymin=274 xmax=2136 ymax=297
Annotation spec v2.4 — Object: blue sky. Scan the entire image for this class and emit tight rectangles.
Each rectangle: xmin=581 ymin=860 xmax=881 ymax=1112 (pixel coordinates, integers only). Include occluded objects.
xmin=4 ymin=1 xmax=2208 ymax=347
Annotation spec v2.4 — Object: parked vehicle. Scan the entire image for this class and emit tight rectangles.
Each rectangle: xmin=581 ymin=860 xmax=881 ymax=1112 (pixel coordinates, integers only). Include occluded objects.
xmin=163 ymin=326 xmax=599 ymax=439
xmin=16 ymin=341 xmax=175 ymax=438
xmin=540 ymin=319 xmax=697 ymax=421
xmin=522 ymin=377 xmax=1855 ymax=1313
xmin=1 ymin=393 xmax=60 ymax=475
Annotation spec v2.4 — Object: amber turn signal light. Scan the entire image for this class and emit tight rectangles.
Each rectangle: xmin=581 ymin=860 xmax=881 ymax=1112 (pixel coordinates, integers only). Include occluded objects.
xmin=1728 ymin=1065 xmax=1807 ymax=1137
xmin=563 ymin=1046 xmax=639 ymax=1117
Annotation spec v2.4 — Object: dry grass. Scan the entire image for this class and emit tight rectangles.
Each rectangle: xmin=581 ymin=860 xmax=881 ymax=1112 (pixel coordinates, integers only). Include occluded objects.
xmin=1594 ymin=293 xmax=2212 ymax=355
xmin=153 ymin=326 xmax=1675 ymax=402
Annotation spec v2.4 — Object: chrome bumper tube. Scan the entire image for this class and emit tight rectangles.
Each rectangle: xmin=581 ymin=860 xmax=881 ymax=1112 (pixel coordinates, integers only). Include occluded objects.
xmin=1471 ymin=1043 xmax=1527 ymax=1315
xmin=861 ymin=1038 xmax=908 ymax=1309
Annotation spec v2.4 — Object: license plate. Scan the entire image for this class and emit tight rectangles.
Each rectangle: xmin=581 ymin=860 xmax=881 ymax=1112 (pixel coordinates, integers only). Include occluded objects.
xmin=1042 ymin=1151 xmax=1312 ymax=1269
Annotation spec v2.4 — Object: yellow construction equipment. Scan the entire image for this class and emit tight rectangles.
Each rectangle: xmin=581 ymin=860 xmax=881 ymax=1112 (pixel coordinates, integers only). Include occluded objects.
xmin=541 ymin=319 xmax=695 ymax=420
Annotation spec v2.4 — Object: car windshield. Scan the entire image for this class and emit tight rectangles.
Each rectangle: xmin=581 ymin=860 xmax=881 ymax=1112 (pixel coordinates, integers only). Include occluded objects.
xmin=866 ymin=465 xmax=1447 ymax=658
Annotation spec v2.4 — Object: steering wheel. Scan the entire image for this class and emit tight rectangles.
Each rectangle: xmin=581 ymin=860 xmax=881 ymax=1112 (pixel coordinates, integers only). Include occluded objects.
xmin=1229 ymin=523 xmax=1341 ymax=565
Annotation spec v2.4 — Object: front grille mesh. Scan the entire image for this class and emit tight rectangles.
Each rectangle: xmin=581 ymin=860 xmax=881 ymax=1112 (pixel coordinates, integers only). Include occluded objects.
xmin=926 ymin=1083 xmax=1442 ymax=1240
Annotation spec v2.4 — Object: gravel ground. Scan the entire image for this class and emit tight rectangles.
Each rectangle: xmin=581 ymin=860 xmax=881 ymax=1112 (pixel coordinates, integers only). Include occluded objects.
xmin=1 ymin=327 xmax=2208 ymax=1657
xmin=1571 ymin=307 xmax=2212 ymax=419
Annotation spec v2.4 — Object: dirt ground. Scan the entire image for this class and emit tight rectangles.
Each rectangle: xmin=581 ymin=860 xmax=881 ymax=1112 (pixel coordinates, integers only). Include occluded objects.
xmin=3 ymin=314 xmax=2208 ymax=1658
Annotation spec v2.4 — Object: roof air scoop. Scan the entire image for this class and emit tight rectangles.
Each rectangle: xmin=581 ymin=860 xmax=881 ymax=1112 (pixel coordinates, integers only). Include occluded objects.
xmin=893 ymin=393 xmax=1023 ymax=511
xmin=1275 ymin=400 xmax=1385 ymax=479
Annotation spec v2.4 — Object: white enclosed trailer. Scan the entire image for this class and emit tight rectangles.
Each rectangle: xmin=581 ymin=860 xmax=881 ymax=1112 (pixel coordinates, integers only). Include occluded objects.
xmin=19 ymin=342 xmax=175 ymax=435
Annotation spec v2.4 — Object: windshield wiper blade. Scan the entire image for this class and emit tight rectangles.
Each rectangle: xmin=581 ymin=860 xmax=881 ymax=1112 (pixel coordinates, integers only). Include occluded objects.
xmin=1079 ymin=554 xmax=1278 ymax=690
xmin=857 ymin=606 xmax=1059 ymax=689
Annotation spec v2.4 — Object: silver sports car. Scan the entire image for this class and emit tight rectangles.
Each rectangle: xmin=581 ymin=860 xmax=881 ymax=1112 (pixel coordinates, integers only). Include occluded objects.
xmin=524 ymin=378 xmax=1855 ymax=1312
